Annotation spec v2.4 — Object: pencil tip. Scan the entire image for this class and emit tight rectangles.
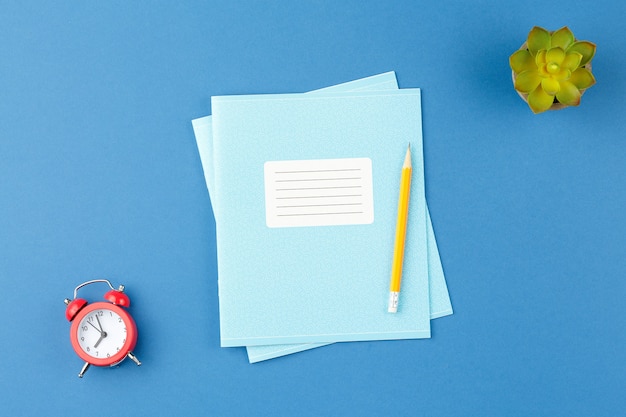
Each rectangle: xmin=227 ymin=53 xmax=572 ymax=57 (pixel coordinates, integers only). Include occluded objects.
xmin=403 ymin=145 xmax=412 ymax=168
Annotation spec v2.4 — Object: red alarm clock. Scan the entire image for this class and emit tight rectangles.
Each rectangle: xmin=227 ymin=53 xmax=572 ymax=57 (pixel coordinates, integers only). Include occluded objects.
xmin=64 ymin=279 xmax=141 ymax=378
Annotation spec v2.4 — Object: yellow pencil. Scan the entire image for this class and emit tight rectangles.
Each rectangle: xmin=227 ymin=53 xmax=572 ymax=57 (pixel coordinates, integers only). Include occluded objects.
xmin=388 ymin=144 xmax=412 ymax=313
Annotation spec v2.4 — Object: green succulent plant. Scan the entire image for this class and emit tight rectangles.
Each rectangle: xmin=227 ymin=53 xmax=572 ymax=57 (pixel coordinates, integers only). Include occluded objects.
xmin=510 ymin=26 xmax=596 ymax=114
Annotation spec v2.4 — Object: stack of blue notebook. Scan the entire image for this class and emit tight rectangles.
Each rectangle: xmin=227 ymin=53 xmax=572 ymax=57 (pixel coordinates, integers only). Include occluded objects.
xmin=192 ymin=72 xmax=452 ymax=363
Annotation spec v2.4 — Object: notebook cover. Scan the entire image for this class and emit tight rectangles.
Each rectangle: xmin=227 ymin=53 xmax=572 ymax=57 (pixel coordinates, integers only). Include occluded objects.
xmin=212 ymin=88 xmax=430 ymax=346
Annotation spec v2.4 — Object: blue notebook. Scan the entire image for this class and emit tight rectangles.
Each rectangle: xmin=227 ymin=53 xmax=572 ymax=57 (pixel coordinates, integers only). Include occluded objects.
xmin=193 ymin=72 xmax=453 ymax=360
xmin=192 ymin=73 xmax=453 ymax=361
xmin=212 ymin=88 xmax=430 ymax=347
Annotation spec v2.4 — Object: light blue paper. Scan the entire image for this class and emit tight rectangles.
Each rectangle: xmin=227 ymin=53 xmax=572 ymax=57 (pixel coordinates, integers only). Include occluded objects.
xmin=212 ymin=88 xmax=430 ymax=346
xmin=192 ymin=72 xmax=452 ymax=361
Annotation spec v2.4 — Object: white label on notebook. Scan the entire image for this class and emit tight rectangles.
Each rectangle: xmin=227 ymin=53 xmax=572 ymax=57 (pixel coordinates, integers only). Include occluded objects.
xmin=264 ymin=158 xmax=374 ymax=228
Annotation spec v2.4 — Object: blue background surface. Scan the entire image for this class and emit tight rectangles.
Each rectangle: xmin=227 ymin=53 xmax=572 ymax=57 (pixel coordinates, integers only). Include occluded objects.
xmin=1 ymin=1 xmax=624 ymax=416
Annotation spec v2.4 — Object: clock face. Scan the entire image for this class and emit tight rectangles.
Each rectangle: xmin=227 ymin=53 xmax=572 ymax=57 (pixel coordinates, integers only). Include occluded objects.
xmin=70 ymin=302 xmax=137 ymax=366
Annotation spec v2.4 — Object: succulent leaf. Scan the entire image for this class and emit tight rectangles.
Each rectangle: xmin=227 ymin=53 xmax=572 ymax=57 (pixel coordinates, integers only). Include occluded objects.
xmin=510 ymin=49 xmax=536 ymax=73
xmin=528 ymin=85 xmax=556 ymax=113
xmin=569 ymin=67 xmax=596 ymax=89
xmin=546 ymin=47 xmax=565 ymax=65
xmin=567 ymin=41 xmax=596 ymax=66
xmin=527 ymin=26 xmax=551 ymax=56
xmin=535 ymin=49 xmax=547 ymax=67
xmin=550 ymin=27 xmax=575 ymax=50
xmin=562 ymin=52 xmax=583 ymax=71
xmin=554 ymin=68 xmax=572 ymax=82
xmin=515 ymin=70 xmax=542 ymax=93
xmin=555 ymin=81 xmax=581 ymax=106
xmin=541 ymin=78 xmax=560 ymax=95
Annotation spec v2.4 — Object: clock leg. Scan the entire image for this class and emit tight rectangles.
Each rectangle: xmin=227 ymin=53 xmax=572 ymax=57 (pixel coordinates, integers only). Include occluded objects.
xmin=78 ymin=362 xmax=91 ymax=378
xmin=127 ymin=352 xmax=141 ymax=366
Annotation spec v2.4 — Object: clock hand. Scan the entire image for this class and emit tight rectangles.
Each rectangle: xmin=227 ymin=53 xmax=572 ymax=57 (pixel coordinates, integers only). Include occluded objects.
xmin=94 ymin=333 xmax=105 ymax=348
xmin=94 ymin=330 xmax=108 ymax=348
xmin=94 ymin=334 xmax=104 ymax=348
xmin=87 ymin=320 xmax=102 ymax=334
xmin=93 ymin=316 xmax=108 ymax=348
xmin=95 ymin=314 xmax=104 ymax=333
